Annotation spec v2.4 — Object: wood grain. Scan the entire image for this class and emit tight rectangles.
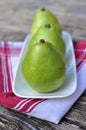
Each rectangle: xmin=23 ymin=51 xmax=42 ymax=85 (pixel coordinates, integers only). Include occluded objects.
xmin=0 ymin=0 xmax=86 ymax=130
xmin=0 ymin=0 xmax=86 ymax=41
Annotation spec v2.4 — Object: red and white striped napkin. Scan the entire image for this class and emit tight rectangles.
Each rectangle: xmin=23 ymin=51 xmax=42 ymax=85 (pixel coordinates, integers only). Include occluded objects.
xmin=0 ymin=40 xmax=86 ymax=124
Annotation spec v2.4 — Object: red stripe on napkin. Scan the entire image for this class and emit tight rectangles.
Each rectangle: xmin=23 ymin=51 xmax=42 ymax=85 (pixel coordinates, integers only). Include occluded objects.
xmin=74 ymin=41 xmax=86 ymax=71
xmin=0 ymin=56 xmax=4 ymax=92
xmin=0 ymin=41 xmax=21 ymax=56
xmin=4 ymin=41 xmax=12 ymax=92
xmin=0 ymin=40 xmax=86 ymax=114
xmin=25 ymin=99 xmax=47 ymax=113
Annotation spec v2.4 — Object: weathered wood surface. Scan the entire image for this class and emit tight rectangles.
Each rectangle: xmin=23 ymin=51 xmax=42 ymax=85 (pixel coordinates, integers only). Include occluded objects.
xmin=0 ymin=0 xmax=86 ymax=130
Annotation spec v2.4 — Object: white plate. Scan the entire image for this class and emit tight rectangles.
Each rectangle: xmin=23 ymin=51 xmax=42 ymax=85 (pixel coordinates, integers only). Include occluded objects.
xmin=12 ymin=31 xmax=77 ymax=98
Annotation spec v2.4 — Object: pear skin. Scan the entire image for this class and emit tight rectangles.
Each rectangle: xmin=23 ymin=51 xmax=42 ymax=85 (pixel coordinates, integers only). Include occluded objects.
xmin=22 ymin=39 xmax=66 ymax=93
xmin=31 ymin=8 xmax=62 ymax=36
xmin=29 ymin=24 xmax=66 ymax=55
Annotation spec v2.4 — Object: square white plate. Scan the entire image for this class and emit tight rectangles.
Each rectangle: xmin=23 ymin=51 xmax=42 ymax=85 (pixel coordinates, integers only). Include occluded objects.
xmin=12 ymin=31 xmax=77 ymax=98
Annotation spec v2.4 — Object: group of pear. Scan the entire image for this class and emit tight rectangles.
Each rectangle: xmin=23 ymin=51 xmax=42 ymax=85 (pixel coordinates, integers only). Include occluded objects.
xmin=22 ymin=8 xmax=66 ymax=93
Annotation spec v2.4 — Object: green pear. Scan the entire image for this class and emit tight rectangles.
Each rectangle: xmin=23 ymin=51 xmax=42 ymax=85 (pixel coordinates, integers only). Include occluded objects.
xmin=30 ymin=8 xmax=62 ymax=36
xmin=29 ymin=24 xmax=66 ymax=55
xmin=22 ymin=39 xmax=66 ymax=93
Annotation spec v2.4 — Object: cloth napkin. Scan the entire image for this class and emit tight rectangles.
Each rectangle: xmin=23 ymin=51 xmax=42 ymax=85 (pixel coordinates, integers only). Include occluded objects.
xmin=0 ymin=40 xmax=86 ymax=124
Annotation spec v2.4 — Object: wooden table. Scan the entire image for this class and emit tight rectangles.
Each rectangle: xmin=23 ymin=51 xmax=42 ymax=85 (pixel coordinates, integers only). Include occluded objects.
xmin=0 ymin=0 xmax=86 ymax=130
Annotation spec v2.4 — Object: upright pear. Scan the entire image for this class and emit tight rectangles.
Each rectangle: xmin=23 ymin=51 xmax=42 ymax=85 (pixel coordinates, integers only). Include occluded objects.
xmin=30 ymin=8 xmax=62 ymax=36
xmin=22 ymin=39 xmax=66 ymax=93
xmin=29 ymin=24 xmax=66 ymax=55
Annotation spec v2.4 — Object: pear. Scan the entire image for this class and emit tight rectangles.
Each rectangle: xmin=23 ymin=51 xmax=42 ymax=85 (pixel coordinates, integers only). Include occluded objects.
xmin=22 ymin=39 xmax=66 ymax=93
xmin=30 ymin=8 xmax=62 ymax=36
xmin=29 ymin=24 xmax=66 ymax=55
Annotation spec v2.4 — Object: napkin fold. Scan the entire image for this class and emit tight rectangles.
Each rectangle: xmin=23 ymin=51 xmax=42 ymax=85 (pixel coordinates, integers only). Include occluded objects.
xmin=0 ymin=40 xmax=86 ymax=124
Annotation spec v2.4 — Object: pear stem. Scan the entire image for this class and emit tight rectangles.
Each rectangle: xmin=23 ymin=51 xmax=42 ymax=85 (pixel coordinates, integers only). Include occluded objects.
xmin=39 ymin=39 xmax=45 ymax=44
xmin=41 ymin=8 xmax=45 ymax=11
xmin=45 ymin=24 xmax=51 ymax=28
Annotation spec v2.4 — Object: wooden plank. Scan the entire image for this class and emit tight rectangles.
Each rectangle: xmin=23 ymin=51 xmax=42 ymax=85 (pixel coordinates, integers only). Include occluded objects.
xmin=0 ymin=105 xmax=84 ymax=130
xmin=0 ymin=0 xmax=86 ymax=41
